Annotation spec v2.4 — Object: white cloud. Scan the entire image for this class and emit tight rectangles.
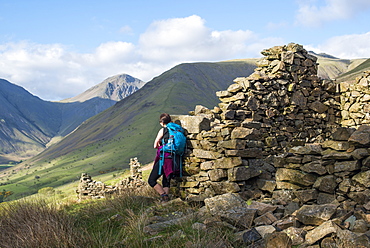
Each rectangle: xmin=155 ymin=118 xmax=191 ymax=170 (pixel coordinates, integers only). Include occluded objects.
xmin=295 ymin=0 xmax=370 ymax=27
xmin=308 ymin=31 xmax=370 ymax=59
xmin=0 ymin=15 xmax=281 ymax=101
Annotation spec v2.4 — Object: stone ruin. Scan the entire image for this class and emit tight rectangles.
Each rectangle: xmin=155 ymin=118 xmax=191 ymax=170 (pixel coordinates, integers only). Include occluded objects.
xmin=177 ymin=43 xmax=341 ymax=201
xmin=77 ymin=43 xmax=370 ymax=246
xmin=76 ymin=157 xmax=145 ymax=200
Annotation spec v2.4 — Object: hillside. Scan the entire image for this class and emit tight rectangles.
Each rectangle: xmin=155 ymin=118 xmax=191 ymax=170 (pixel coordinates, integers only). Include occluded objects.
xmin=0 ymin=74 xmax=143 ymax=163
xmin=0 ymin=60 xmax=258 ymax=199
xmin=3 ymin=52 xmax=370 ymax=200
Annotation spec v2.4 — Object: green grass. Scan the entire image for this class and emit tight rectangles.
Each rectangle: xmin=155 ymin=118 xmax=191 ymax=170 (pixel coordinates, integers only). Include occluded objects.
xmin=0 ymin=187 xmax=242 ymax=248
xmin=0 ymin=60 xmax=257 ymax=201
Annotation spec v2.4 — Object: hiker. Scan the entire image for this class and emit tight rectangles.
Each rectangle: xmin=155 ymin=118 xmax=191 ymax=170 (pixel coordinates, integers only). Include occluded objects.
xmin=148 ymin=113 xmax=174 ymax=202
xmin=148 ymin=113 xmax=186 ymax=202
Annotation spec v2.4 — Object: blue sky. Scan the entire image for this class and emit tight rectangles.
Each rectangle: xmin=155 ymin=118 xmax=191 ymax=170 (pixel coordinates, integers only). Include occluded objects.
xmin=1 ymin=0 xmax=370 ymax=100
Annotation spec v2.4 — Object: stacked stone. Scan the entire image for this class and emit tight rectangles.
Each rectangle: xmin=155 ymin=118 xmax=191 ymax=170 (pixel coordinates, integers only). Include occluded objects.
xmin=177 ymin=43 xmax=341 ymax=201
xmin=76 ymin=173 xmax=113 ymax=200
xmin=340 ymin=70 xmax=370 ymax=127
xmin=216 ymin=43 xmax=340 ymax=152
xmin=274 ymin=126 xmax=370 ymax=209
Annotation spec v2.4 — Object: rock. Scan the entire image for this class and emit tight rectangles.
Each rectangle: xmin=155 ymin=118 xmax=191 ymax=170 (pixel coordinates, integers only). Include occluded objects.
xmin=192 ymin=149 xmax=221 ymax=159
xmin=289 ymin=144 xmax=323 ymax=155
xmin=254 ymin=212 xmax=278 ymax=226
xmin=352 ymin=170 xmax=370 ymax=187
xmin=264 ymin=232 xmax=292 ymax=248
xmin=313 ymin=175 xmax=337 ymax=194
xmin=228 ymin=166 xmax=261 ymax=181
xmin=333 ymin=160 xmax=360 ymax=172
xmin=336 ymin=229 xmax=370 ymax=247
xmin=208 ymin=182 xmax=240 ymax=195
xmin=174 ymin=115 xmax=211 ymax=134
xmin=219 ymin=207 xmax=257 ymax=229
xmin=276 ymin=168 xmax=317 ymax=187
xmin=242 ymin=228 xmax=262 ymax=245
xmin=255 ymin=225 xmax=276 ymax=238
xmin=295 ymin=204 xmax=337 ymax=225
xmin=294 ymin=189 xmax=318 ymax=203
xmin=208 ymin=169 xmax=227 ymax=182
xmin=213 ymin=156 xmax=242 ymax=169
xmin=246 ymin=201 xmax=277 ymax=215
xmin=301 ymin=160 xmax=327 ymax=175
xmin=283 ymin=227 xmax=306 ymax=245
xmin=348 ymin=125 xmax=370 ymax=146
xmin=305 ymin=220 xmax=340 ymax=245
xmin=204 ymin=193 xmax=247 ymax=215
xmin=321 ymin=140 xmax=350 ymax=151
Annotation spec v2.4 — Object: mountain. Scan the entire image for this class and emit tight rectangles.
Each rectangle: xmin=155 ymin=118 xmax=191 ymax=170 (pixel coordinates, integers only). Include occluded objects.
xmin=0 ymin=60 xmax=258 ymax=198
xmin=61 ymin=74 xmax=145 ymax=102
xmin=3 ymin=53 xmax=370 ymax=200
xmin=0 ymin=74 xmax=144 ymax=163
xmin=310 ymin=51 xmax=368 ymax=80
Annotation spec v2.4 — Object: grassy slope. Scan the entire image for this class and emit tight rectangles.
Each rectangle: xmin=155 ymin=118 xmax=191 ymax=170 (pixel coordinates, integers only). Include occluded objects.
xmin=335 ymin=58 xmax=370 ymax=82
xmin=0 ymin=61 xmax=257 ymax=200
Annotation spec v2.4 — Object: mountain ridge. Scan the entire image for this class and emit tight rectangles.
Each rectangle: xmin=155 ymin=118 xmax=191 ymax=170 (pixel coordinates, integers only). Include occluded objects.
xmin=2 ymin=52 xmax=370 ymax=200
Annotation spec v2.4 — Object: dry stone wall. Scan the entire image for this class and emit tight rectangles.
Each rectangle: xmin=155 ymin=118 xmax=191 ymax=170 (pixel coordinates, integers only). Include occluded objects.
xmin=176 ymin=43 xmax=342 ymax=201
xmin=77 ymin=157 xmax=145 ymax=200
xmin=340 ymin=70 xmax=370 ymax=127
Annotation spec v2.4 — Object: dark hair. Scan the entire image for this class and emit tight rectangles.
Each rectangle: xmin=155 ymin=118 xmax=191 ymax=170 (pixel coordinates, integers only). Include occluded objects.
xmin=159 ymin=113 xmax=171 ymax=124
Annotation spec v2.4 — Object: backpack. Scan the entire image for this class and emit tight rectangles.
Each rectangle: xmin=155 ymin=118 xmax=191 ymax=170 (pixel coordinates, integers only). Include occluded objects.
xmin=159 ymin=122 xmax=186 ymax=177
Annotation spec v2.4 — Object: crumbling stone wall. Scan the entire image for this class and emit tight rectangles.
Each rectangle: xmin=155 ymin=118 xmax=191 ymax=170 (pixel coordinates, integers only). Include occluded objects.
xmin=176 ymin=43 xmax=342 ymax=201
xmin=340 ymin=70 xmax=370 ymax=127
xmin=77 ymin=157 xmax=145 ymax=200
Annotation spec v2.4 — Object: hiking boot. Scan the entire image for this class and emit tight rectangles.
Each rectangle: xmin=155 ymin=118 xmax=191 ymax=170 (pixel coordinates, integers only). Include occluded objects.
xmin=160 ymin=194 xmax=169 ymax=202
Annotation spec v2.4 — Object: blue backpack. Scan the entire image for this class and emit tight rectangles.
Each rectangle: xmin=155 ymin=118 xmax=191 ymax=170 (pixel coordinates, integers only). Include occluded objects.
xmin=159 ymin=122 xmax=186 ymax=177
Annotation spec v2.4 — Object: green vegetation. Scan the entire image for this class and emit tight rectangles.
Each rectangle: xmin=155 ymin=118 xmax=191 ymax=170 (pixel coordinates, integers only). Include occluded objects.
xmin=0 ymin=187 xmax=240 ymax=248
xmin=336 ymin=58 xmax=370 ymax=82
xmin=0 ymin=60 xmax=257 ymax=201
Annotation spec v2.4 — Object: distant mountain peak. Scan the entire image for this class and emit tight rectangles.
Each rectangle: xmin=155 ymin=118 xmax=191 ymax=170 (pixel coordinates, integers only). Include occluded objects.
xmin=309 ymin=51 xmax=339 ymax=59
xmin=62 ymin=74 xmax=146 ymax=103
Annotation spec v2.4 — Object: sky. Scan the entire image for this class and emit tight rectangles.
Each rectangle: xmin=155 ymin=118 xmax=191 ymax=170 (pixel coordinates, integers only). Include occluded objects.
xmin=1 ymin=0 xmax=370 ymax=101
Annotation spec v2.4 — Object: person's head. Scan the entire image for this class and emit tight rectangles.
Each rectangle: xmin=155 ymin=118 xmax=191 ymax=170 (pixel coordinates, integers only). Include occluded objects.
xmin=159 ymin=113 xmax=171 ymax=125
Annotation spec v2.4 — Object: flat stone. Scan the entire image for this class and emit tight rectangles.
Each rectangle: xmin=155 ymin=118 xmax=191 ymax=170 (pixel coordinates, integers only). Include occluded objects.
xmin=213 ymin=156 xmax=242 ymax=169
xmin=295 ymin=204 xmax=337 ymax=225
xmin=313 ymin=175 xmax=337 ymax=194
xmin=254 ymin=212 xmax=278 ymax=226
xmin=255 ymin=225 xmax=276 ymax=238
xmin=231 ymin=127 xmax=260 ymax=139
xmin=333 ymin=160 xmax=360 ymax=172
xmin=305 ymin=220 xmax=340 ymax=245
xmin=289 ymin=144 xmax=322 ymax=155
xmin=276 ymin=168 xmax=317 ymax=187
xmin=208 ymin=182 xmax=241 ymax=195
xmin=348 ymin=125 xmax=370 ymax=146
xmin=321 ymin=140 xmax=350 ymax=151
xmin=283 ymin=227 xmax=306 ymax=246
xmin=352 ymin=170 xmax=370 ymax=187
xmin=228 ymin=166 xmax=261 ymax=181
xmin=192 ymin=149 xmax=221 ymax=159
xmin=264 ymin=232 xmax=292 ymax=248
xmin=218 ymin=207 xmax=257 ymax=229
xmin=300 ymin=160 xmax=327 ymax=175
xmin=294 ymin=189 xmax=318 ymax=203
xmin=173 ymin=115 xmax=211 ymax=134
xmin=204 ymin=193 xmax=247 ymax=215
xmin=246 ymin=201 xmax=277 ymax=215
